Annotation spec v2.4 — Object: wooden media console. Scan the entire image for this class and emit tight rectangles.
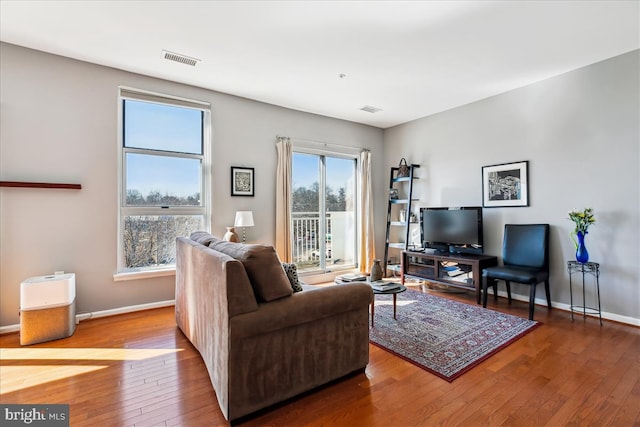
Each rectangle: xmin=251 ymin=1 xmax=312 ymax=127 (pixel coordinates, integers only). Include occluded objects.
xmin=401 ymin=250 xmax=498 ymax=304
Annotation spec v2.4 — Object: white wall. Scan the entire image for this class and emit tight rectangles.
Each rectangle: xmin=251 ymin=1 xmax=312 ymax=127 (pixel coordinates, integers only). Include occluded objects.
xmin=383 ymin=50 xmax=639 ymax=322
xmin=0 ymin=43 xmax=385 ymax=327
xmin=3 ymin=42 xmax=636 ymax=326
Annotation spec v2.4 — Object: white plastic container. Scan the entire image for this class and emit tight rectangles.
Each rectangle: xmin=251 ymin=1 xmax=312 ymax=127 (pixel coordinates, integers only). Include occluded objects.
xmin=20 ymin=273 xmax=76 ymax=345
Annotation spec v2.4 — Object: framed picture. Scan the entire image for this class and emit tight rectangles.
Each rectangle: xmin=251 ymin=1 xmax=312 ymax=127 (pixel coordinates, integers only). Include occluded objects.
xmin=389 ymin=188 xmax=399 ymax=200
xmin=482 ymin=161 xmax=529 ymax=207
xmin=231 ymin=166 xmax=254 ymax=196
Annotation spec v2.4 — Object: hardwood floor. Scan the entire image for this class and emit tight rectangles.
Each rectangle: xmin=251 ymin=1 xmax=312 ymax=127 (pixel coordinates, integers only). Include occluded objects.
xmin=1 ymin=285 xmax=638 ymax=426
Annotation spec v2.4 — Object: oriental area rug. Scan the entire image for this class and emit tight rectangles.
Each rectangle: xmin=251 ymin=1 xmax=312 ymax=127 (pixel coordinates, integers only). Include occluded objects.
xmin=369 ymin=288 xmax=539 ymax=382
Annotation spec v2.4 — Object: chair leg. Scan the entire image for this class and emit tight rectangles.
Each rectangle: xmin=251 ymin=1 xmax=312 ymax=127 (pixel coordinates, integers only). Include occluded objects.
xmin=492 ymin=279 xmax=498 ymax=301
xmin=544 ymin=280 xmax=551 ymax=309
xmin=528 ymin=284 xmax=537 ymax=320
xmin=482 ymin=276 xmax=489 ymax=308
xmin=505 ymin=281 xmax=512 ymax=303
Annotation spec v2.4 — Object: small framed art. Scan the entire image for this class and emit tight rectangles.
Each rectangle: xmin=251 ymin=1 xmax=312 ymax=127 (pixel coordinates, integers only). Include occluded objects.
xmin=482 ymin=161 xmax=529 ymax=207
xmin=231 ymin=166 xmax=254 ymax=197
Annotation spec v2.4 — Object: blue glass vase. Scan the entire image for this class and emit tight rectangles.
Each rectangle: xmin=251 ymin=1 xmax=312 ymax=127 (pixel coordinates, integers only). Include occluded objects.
xmin=576 ymin=231 xmax=589 ymax=263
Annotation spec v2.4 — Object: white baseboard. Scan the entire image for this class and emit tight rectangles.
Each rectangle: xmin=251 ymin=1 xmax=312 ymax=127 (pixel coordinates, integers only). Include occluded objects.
xmin=494 ymin=290 xmax=640 ymax=327
xmin=2 ymin=292 xmax=637 ymax=335
xmin=0 ymin=300 xmax=176 ymax=335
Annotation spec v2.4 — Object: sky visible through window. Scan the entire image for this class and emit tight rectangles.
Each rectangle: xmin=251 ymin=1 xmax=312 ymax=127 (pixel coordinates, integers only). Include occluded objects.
xmin=124 ymin=100 xmax=353 ymax=198
xmin=126 ymin=153 xmax=201 ymax=200
xmin=293 ymin=153 xmax=355 ymax=192
xmin=124 ymin=99 xmax=202 ymax=197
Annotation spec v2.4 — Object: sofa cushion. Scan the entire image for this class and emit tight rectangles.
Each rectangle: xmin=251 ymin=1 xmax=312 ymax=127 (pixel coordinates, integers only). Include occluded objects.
xmin=209 ymin=241 xmax=293 ymax=302
xmin=282 ymin=263 xmax=303 ymax=293
xmin=190 ymin=231 xmax=220 ymax=246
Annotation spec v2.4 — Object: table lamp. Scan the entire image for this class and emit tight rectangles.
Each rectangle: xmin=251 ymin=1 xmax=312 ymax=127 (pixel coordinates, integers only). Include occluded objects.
xmin=234 ymin=211 xmax=254 ymax=243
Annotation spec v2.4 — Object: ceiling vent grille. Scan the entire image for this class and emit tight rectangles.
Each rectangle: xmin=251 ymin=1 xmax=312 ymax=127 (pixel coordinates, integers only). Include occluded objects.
xmin=360 ymin=105 xmax=382 ymax=114
xmin=162 ymin=50 xmax=200 ymax=66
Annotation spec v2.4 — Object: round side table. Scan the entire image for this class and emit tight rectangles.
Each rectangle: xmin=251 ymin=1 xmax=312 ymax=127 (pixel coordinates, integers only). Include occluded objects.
xmin=371 ymin=285 xmax=407 ymax=327
xmin=567 ymin=261 xmax=602 ymax=326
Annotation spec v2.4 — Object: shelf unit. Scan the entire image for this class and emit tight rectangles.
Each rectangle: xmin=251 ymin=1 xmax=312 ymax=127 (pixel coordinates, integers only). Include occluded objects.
xmin=383 ymin=164 xmax=419 ymax=276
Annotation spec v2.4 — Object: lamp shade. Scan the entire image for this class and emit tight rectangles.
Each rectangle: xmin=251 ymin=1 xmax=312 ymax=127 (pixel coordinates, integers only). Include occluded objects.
xmin=234 ymin=211 xmax=254 ymax=227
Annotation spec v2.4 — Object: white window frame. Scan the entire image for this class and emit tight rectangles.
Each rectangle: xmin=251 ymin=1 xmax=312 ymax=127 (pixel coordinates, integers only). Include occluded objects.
xmin=115 ymin=87 xmax=211 ymax=280
xmin=292 ymin=145 xmax=359 ymax=277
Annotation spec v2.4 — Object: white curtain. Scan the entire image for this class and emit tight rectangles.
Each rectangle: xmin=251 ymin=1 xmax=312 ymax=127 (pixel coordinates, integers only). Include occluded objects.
xmin=358 ymin=150 xmax=376 ymax=274
xmin=275 ymin=136 xmax=293 ymax=262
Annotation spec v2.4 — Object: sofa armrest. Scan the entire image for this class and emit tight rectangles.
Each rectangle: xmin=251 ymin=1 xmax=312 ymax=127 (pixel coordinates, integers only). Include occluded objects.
xmin=230 ymin=283 xmax=372 ymax=339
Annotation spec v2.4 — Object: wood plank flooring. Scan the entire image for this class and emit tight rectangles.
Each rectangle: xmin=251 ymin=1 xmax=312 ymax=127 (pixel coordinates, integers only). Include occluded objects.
xmin=1 ymin=284 xmax=638 ymax=426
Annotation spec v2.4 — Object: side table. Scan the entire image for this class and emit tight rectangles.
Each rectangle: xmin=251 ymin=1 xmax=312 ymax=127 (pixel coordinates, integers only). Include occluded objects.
xmin=335 ymin=278 xmax=406 ymax=327
xmin=567 ymin=261 xmax=602 ymax=325
xmin=370 ymin=285 xmax=407 ymax=327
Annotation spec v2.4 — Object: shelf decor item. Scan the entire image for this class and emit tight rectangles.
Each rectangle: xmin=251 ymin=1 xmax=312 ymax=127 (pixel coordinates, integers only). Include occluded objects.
xmin=568 ymin=207 xmax=595 ymax=263
xmin=397 ymin=158 xmax=410 ymax=177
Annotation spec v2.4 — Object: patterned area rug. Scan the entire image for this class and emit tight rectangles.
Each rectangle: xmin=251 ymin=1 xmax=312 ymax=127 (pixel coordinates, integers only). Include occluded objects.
xmin=369 ymin=288 xmax=539 ymax=382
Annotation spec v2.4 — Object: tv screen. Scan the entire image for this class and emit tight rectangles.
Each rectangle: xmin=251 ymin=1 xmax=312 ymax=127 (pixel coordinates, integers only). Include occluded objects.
xmin=420 ymin=207 xmax=483 ymax=254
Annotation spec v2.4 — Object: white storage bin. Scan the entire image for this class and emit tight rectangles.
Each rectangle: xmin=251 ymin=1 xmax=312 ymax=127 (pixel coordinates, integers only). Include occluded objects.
xmin=20 ymin=273 xmax=76 ymax=345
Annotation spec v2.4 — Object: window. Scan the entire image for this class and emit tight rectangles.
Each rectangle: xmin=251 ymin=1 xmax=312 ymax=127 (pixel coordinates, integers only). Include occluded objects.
xmin=292 ymin=151 xmax=357 ymax=273
xmin=117 ymin=88 xmax=211 ymax=274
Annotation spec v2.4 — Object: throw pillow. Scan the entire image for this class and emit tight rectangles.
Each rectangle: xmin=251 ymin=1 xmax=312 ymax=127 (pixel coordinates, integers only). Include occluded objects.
xmin=190 ymin=231 xmax=219 ymax=246
xmin=208 ymin=241 xmax=293 ymax=302
xmin=282 ymin=263 xmax=303 ymax=293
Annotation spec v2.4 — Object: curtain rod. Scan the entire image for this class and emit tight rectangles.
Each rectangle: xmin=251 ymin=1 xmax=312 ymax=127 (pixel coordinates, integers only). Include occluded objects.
xmin=276 ymin=135 xmax=369 ymax=152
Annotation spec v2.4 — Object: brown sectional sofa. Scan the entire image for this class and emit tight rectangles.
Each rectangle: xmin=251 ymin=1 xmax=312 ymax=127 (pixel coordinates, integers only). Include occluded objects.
xmin=175 ymin=232 xmax=372 ymax=422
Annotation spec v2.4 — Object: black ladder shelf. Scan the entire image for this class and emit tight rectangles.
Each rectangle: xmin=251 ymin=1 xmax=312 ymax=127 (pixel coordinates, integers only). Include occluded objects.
xmin=383 ymin=164 xmax=419 ymax=276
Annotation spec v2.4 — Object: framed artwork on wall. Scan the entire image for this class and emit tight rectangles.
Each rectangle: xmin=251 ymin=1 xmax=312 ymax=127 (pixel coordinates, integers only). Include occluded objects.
xmin=482 ymin=160 xmax=529 ymax=207
xmin=231 ymin=166 xmax=254 ymax=197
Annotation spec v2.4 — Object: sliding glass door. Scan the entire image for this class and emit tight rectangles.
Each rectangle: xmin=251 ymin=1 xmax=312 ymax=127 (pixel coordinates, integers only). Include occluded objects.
xmin=292 ymin=152 xmax=357 ymax=273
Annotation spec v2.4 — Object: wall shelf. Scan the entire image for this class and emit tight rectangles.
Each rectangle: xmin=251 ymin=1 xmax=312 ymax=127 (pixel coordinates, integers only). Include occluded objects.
xmin=0 ymin=181 xmax=82 ymax=190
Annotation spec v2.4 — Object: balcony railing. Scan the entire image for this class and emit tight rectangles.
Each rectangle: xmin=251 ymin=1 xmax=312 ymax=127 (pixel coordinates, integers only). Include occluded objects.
xmin=292 ymin=212 xmax=329 ymax=265
xmin=292 ymin=211 xmax=354 ymax=272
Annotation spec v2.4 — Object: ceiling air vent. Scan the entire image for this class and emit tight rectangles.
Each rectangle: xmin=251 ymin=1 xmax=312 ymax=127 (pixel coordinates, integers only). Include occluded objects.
xmin=162 ymin=50 xmax=200 ymax=67
xmin=360 ymin=105 xmax=382 ymax=114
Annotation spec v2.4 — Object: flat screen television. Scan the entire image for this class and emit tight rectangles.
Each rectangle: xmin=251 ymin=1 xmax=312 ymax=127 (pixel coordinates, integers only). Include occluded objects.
xmin=420 ymin=206 xmax=484 ymax=255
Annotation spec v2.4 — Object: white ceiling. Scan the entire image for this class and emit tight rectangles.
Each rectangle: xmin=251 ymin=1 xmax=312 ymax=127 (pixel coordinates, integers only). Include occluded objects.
xmin=1 ymin=1 xmax=638 ymax=129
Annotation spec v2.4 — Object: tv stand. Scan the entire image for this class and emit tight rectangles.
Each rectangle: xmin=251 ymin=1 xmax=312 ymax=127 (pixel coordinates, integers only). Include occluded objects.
xmin=401 ymin=250 xmax=498 ymax=304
